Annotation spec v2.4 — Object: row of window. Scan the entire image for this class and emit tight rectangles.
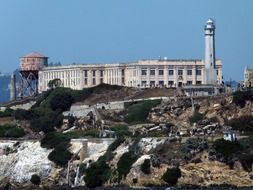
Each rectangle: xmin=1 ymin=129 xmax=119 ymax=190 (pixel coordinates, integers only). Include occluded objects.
xmin=141 ymin=69 xmax=203 ymax=76
xmin=84 ymin=78 xmax=104 ymax=85
xmin=84 ymin=70 xmax=104 ymax=78
xmin=141 ymin=80 xmax=202 ymax=86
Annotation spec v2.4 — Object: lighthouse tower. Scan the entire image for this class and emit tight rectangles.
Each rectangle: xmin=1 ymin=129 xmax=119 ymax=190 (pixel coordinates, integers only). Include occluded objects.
xmin=204 ymin=18 xmax=217 ymax=85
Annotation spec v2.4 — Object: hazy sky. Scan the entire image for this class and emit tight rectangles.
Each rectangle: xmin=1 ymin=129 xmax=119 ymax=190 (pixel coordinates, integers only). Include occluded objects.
xmin=0 ymin=0 xmax=252 ymax=81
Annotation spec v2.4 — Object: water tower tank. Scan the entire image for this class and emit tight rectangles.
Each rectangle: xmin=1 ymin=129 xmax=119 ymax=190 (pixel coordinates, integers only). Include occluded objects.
xmin=18 ymin=52 xmax=48 ymax=98
xmin=19 ymin=52 xmax=48 ymax=71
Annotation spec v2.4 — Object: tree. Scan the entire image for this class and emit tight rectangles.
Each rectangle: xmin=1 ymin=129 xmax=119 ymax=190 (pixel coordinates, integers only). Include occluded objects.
xmin=162 ymin=167 xmax=181 ymax=186
xmin=48 ymin=78 xmax=62 ymax=89
xmin=50 ymin=91 xmax=73 ymax=111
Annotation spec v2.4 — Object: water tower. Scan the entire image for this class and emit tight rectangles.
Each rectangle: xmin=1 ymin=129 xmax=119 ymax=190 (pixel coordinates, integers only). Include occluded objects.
xmin=18 ymin=52 xmax=48 ymax=98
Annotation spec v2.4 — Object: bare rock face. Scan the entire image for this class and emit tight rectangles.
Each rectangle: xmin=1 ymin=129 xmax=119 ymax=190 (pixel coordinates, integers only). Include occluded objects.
xmin=0 ymin=141 xmax=53 ymax=184
xmin=124 ymin=160 xmax=168 ymax=186
xmin=179 ymin=158 xmax=253 ymax=187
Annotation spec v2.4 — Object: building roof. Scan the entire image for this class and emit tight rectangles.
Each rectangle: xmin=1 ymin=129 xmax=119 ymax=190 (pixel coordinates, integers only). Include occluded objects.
xmin=21 ymin=52 xmax=48 ymax=58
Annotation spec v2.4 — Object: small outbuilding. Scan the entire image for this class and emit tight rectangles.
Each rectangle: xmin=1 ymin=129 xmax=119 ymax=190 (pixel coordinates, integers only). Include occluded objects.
xmin=223 ymin=131 xmax=237 ymax=142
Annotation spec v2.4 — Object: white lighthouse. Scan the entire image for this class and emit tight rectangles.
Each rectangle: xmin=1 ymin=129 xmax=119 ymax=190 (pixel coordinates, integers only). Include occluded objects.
xmin=204 ymin=18 xmax=217 ymax=85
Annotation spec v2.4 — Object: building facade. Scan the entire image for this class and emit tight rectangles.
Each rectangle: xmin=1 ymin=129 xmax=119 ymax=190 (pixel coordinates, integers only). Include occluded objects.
xmin=244 ymin=66 xmax=253 ymax=88
xmin=38 ymin=59 xmax=222 ymax=92
xmin=34 ymin=19 xmax=223 ymax=92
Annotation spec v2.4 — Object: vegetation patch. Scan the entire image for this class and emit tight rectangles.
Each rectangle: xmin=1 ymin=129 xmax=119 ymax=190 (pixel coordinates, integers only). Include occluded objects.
xmin=117 ymin=151 xmax=138 ymax=180
xmin=141 ymin=159 xmax=151 ymax=174
xmin=188 ymin=111 xmax=204 ymax=125
xmin=48 ymin=142 xmax=72 ymax=166
xmin=0 ymin=124 xmax=25 ymax=138
xmin=30 ymin=174 xmax=41 ymax=185
xmin=124 ymin=99 xmax=161 ymax=124
xmin=64 ymin=129 xmax=100 ymax=138
xmin=83 ymin=136 xmax=125 ymax=188
xmin=41 ymin=132 xmax=72 ymax=166
xmin=40 ymin=132 xmax=70 ymax=149
xmin=84 ymin=157 xmax=112 ymax=188
xmin=227 ymin=115 xmax=253 ymax=132
xmin=162 ymin=167 xmax=181 ymax=186
xmin=110 ymin=124 xmax=131 ymax=137
xmin=213 ymin=139 xmax=242 ymax=160
xmin=0 ymin=108 xmax=13 ymax=118
xmin=233 ymin=90 xmax=253 ymax=108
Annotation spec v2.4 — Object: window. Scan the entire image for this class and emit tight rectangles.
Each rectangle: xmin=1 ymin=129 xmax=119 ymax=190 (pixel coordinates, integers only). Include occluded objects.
xmin=187 ymin=81 xmax=193 ymax=85
xmin=93 ymin=70 xmax=96 ymax=77
xmin=196 ymin=69 xmax=202 ymax=75
xmin=187 ymin=70 xmax=192 ymax=75
xmin=196 ymin=81 xmax=202 ymax=84
xmin=159 ymin=70 xmax=164 ymax=75
xmin=150 ymin=70 xmax=155 ymax=75
xmin=168 ymin=81 xmax=174 ymax=86
xmin=159 ymin=81 xmax=164 ymax=86
xmin=93 ymin=78 xmax=96 ymax=85
xmin=122 ymin=69 xmax=125 ymax=76
xmin=84 ymin=70 xmax=88 ymax=77
xmin=216 ymin=69 xmax=219 ymax=75
xmin=141 ymin=81 xmax=147 ymax=86
xmin=100 ymin=70 xmax=103 ymax=77
xmin=150 ymin=81 xmax=155 ymax=87
xmin=168 ymin=70 xmax=174 ymax=75
xmin=84 ymin=78 xmax=88 ymax=85
xmin=100 ymin=78 xmax=103 ymax=83
xmin=178 ymin=70 xmax=183 ymax=75
xmin=141 ymin=70 xmax=147 ymax=75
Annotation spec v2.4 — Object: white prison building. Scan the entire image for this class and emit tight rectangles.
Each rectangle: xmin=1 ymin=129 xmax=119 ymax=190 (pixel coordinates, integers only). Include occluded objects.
xmin=34 ymin=19 xmax=223 ymax=92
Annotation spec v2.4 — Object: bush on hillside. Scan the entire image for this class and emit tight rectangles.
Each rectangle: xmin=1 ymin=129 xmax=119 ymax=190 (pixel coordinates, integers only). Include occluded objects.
xmin=64 ymin=129 xmax=100 ymax=138
xmin=233 ymin=90 xmax=253 ymax=108
xmin=107 ymin=137 xmax=125 ymax=152
xmin=13 ymin=109 xmax=36 ymax=120
xmin=50 ymin=91 xmax=74 ymax=111
xmin=0 ymin=108 xmax=14 ymax=118
xmin=0 ymin=124 xmax=25 ymax=138
xmin=84 ymin=158 xmax=111 ymax=188
xmin=227 ymin=115 xmax=253 ymax=132
xmin=117 ymin=151 xmax=138 ymax=180
xmin=213 ymin=139 xmax=242 ymax=160
xmin=141 ymin=159 xmax=151 ymax=174
xmin=30 ymin=174 xmax=41 ymax=185
xmin=162 ymin=167 xmax=181 ymax=185
xmin=48 ymin=143 xmax=72 ymax=166
xmin=124 ymin=100 xmax=161 ymax=124
xmin=40 ymin=132 xmax=70 ymax=149
xmin=188 ymin=111 xmax=204 ymax=125
xmin=110 ymin=124 xmax=131 ymax=137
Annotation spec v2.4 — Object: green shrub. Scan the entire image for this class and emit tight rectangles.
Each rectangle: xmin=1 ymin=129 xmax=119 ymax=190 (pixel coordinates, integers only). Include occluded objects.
xmin=0 ymin=108 xmax=14 ymax=117
xmin=64 ymin=129 xmax=100 ymax=138
xmin=79 ymin=163 xmax=87 ymax=176
xmin=124 ymin=100 xmax=161 ymax=124
xmin=0 ymin=124 xmax=25 ymax=138
xmin=50 ymin=91 xmax=74 ymax=111
xmin=41 ymin=132 xmax=70 ymax=149
xmin=162 ymin=167 xmax=181 ymax=185
xmin=188 ymin=111 xmax=204 ymax=125
xmin=213 ymin=139 xmax=242 ymax=160
xmin=84 ymin=158 xmax=111 ymax=188
xmin=13 ymin=109 xmax=36 ymax=120
xmin=141 ymin=159 xmax=151 ymax=174
xmin=233 ymin=90 xmax=253 ymax=108
xmin=108 ymin=137 xmax=125 ymax=152
xmin=117 ymin=151 xmax=138 ymax=180
xmin=239 ymin=154 xmax=253 ymax=172
xmin=30 ymin=174 xmax=41 ymax=185
xmin=48 ymin=143 xmax=72 ymax=166
xmin=227 ymin=116 xmax=253 ymax=132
